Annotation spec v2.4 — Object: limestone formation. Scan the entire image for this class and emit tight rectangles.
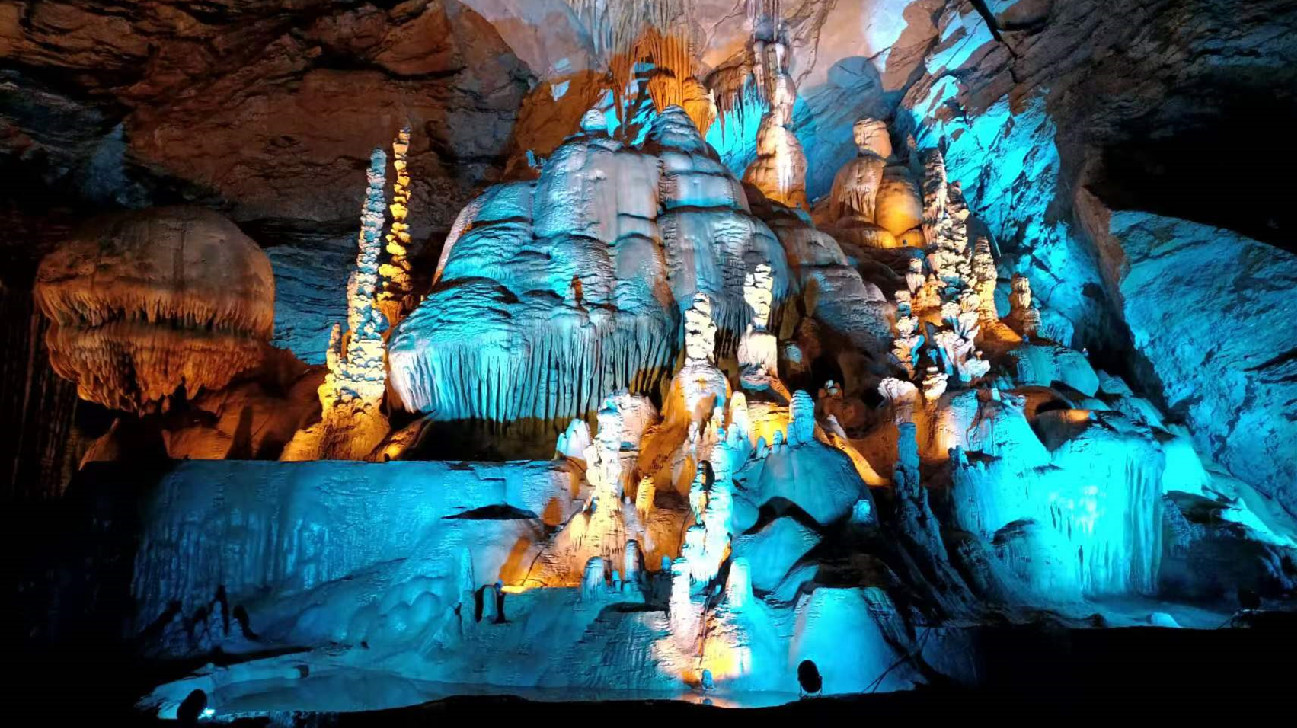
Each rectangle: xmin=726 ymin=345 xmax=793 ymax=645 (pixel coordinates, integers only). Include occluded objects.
xmin=788 ymin=390 xmax=816 ymax=446
xmin=921 ymin=365 xmax=949 ymax=401
xmin=35 ymin=207 xmax=274 ymax=413
xmin=282 ymin=150 xmax=391 ymax=461
xmin=738 ymin=262 xmax=779 ymax=389
xmin=1006 ymin=273 xmax=1042 ymax=338
xmin=879 ymin=377 xmax=919 ymax=424
xmin=825 ymin=118 xmax=926 ymax=249
xmin=25 ymin=3 xmax=1297 ymax=714
xmin=635 ymin=477 xmax=655 ymax=523
xmin=674 ymin=293 xmax=730 ymax=423
xmin=377 ymin=126 xmax=414 ymax=326
xmin=741 ymin=30 xmax=808 ymax=210
xmin=391 ymin=106 xmax=789 ymax=426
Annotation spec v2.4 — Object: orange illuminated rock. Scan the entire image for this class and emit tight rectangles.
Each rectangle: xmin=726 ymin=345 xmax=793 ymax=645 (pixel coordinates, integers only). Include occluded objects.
xmin=35 ymin=207 xmax=274 ymax=413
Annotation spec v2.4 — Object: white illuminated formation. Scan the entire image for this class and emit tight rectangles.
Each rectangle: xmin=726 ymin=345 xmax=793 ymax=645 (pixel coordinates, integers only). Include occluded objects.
xmin=895 ymin=149 xmax=989 ymax=393
xmin=390 ymin=106 xmax=791 ymax=426
xmin=737 ymin=262 xmax=779 ymax=390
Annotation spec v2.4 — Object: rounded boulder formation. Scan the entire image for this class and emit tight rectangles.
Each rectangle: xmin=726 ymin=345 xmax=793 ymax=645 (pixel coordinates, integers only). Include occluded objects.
xmin=35 ymin=207 xmax=275 ymax=412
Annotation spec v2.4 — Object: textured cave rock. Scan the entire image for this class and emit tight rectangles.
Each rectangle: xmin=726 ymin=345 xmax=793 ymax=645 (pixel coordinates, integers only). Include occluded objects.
xmin=901 ymin=0 xmax=1297 ymax=346
xmin=0 ymin=0 xmax=940 ymax=244
xmin=129 ymin=458 xmax=579 ymax=655
xmin=2 ymin=0 xmax=542 ymax=371
xmin=1081 ymin=209 xmax=1297 ymax=518
xmin=896 ymin=0 xmax=1297 ymax=514
xmin=9 ymin=1 xmax=1297 ymax=715
xmin=1 ymin=1 xmax=529 ymax=228
xmin=34 ymin=206 xmax=275 ymax=412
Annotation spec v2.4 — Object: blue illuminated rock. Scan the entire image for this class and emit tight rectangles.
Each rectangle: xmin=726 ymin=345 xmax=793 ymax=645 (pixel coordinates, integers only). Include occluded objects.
xmin=1103 ymin=211 xmax=1297 ymax=518
xmin=732 ymin=517 xmax=822 ymax=593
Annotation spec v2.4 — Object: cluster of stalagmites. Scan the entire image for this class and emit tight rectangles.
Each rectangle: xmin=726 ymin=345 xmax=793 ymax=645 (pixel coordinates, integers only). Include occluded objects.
xmin=524 ymin=262 xmax=883 ymax=681
xmin=282 ymin=124 xmax=428 ymax=461
xmin=881 ymin=148 xmax=995 ymax=391
xmin=511 ymin=95 xmax=1264 ymax=678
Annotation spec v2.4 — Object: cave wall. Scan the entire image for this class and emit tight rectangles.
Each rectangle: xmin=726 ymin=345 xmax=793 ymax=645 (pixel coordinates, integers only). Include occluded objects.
xmin=897 ymin=0 xmax=1297 ymax=515
xmin=2 ymin=0 xmax=534 ymax=364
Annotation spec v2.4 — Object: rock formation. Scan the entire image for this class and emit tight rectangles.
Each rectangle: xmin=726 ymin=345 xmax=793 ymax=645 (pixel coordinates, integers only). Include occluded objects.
xmin=389 ymin=106 xmax=790 ymax=428
xmin=737 ymin=262 xmax=779 ymax=390
xmin=822 ymin=117 xmax=926 ymax=250
xmin=281 ymin=149 xmax=391 ymax=461
xmin=13 ymin=2 xmax=1297 ymax=719
xmin=377 ymin=126 xmax=415 ymax=326
xmin=741 ymin=27 xmax=809 ymax=210
xmin=34 ymin=207 xmax=274 ymax=412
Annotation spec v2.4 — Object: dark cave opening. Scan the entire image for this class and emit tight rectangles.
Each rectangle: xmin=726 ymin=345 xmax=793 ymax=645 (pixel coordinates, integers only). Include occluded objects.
xmin=1089 ymin=83 xmax=1297 ymax=254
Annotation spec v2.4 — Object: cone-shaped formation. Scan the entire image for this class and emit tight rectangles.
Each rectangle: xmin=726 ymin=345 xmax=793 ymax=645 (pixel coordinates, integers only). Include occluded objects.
xmin=282 ymin=149 xmax=390 ymax=460
xmin=34 ymin=207 xmax=274 ymax=412
xmin=824 ymin=118 xmax=925 ymax=249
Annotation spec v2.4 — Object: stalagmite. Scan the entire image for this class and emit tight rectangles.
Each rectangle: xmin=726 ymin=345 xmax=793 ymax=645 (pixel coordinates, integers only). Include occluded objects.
xmin=378 ymin=126 xmax=414 ymax=325
xmin=891 ymin=295 xmax=925 ymax=378
xmin=282 ymin=149 xmax=391 ymax=460
xmin=623 ymin=539 xmax=644 ymax=587
xmin=1006 ymin=273 xmax=1042 ymax=338
xmin=825 ymin=118 xmax=926 ymax=249
xmin=921 ymin=365 xmax=949 ymax=401
xmin=738 ymin=262 xmax=779 ymax=390
xmin=556 ymin=419 xmax=594 ymax=459
xmin=635 ymin=476 xmax=655 ymax=523
xmin=788 ymin=390 xmax=815 ymax=446
xmin=879 ymin=378 xmax=919 ymax=424
xmin=580 ymin=556 xmax=607 ymax=599
xmin=674 ymin=293 xmax=729 ymax=422
xmin=669 ymin=558 xmax=700 ymax=647
xmin=827 ymin=119 xmax=888 ymax=228
xmin=725 ymin=558 xmax=753 ymax=609
xmin=740 ymin=27 xmax=808 ymax=209
xmin=971 ymin=237 xmax=999 ymax=323
xmin=906 ymin=256 xmax=926 ymax=295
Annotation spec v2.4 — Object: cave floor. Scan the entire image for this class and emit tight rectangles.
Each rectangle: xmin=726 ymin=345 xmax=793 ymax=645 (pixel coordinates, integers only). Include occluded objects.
xmin=18 ymin=607 xmax=1292 ymax=724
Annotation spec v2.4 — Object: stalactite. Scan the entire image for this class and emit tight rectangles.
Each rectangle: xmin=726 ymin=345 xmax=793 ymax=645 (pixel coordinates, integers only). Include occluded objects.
xmin=565 ymin=1 xmax=698 ymax=135
xmin=33 ymin=207 xmax=274 ymax=414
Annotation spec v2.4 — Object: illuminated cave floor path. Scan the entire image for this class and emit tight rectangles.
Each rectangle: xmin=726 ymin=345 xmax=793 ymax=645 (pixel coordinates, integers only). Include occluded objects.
xmin=175 ymin=599 xmax=1243 ymax=720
